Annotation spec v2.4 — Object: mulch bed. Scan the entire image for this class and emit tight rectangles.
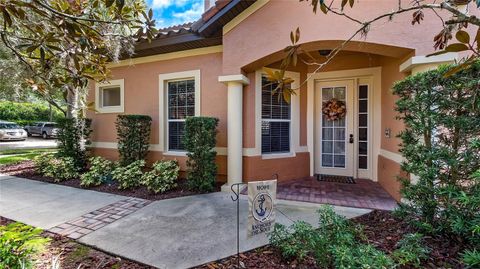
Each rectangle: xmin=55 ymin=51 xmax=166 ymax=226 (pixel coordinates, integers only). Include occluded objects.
xmin=1 ymin=216 xmax=153 ymax=269
xmin=0 ymin=160 xmax=220 ymax=201
xmin=195 ymin=210 xmax=467 ymax=269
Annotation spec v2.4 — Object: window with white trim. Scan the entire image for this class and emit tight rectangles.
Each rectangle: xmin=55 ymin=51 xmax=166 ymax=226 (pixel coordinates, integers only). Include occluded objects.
xmin=167 ymin=79 xmax=195 ymax=151
xmin=261 ymin=75 xmax=291 ymax=154
xmin=95 ymin=79 xmax=124 ymax=113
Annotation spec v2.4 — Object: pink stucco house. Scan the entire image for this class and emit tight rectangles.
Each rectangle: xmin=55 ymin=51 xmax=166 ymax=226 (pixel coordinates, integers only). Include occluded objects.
xmin=88 ymin=0 xmax=461 ymax=201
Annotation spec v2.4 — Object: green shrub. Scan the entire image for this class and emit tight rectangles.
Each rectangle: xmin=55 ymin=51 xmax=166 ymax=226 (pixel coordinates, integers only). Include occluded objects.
xmin=116 ymin=115 xmax=152 ymax=166
xmin=391 ymin=233 xmax=429 ymax=267
xmin=184 ymin=117 xmax=219 ymax=192
xmin=463 ymin=249 xmax=480 ymax=268
xmin=0 ymin=101 xmax=64 ymax=126
xmin=393 ymin=62 xmax=480 ymax=246
xmin=57 ymin=118 xmax=92 ymax=169
xmin=0 ymin=222 xmax=50 ymax=269
xmin=33 ymin=153 xmax=54 ymax=175
xmin=33 ymin=153 xmax=80 ymax=181
xmin=112 ymin=160 xmax=145 ymax=189
xmin=141 ymin=160 xmax=179 ymax=193
xmin=80 ymin=157 xmax=114 ymax=187
xmin=269 ymin=205 xmax=395 ymax=268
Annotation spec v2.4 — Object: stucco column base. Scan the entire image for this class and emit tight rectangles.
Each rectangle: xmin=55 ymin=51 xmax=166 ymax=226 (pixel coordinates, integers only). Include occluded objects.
xmin=219 ymin=74 xmax=250 ymax=192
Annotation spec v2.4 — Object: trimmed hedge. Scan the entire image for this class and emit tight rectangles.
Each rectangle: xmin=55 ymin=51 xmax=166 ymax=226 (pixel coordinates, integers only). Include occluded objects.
xmin=57 ymin=118 xmax=92 ymax=169
xmin=116 ymin=115 xmax=152 ymax=166
xmin=0 ymin=101 xmax=64 ymax=126
xmin=184 ymin=116 xmax=219 ymax=192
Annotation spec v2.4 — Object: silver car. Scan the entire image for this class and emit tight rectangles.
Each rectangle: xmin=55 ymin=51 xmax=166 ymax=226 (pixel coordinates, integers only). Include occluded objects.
xmin=24 ymin=122 xmax=59 ymax=139
xmin=0 ymin=121 xmax=28 ymax=141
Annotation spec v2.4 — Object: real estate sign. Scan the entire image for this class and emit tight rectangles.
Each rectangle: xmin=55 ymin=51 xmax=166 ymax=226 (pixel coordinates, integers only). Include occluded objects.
xmin=248 ymin=179 xmax=277 ymax=237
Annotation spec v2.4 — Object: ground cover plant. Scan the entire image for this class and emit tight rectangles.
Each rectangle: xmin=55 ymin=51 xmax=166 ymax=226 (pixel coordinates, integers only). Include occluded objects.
xmin=80 ymin=156 xmax=115 ymax=187
xmin=111 ymin=160 xmax=145 ymax=190
xmin=141 ymin=160 xmax=180 ymax=193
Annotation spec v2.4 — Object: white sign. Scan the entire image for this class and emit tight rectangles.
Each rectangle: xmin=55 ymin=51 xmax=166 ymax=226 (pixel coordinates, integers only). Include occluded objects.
xmin=248 ymin=180 xmax=277 ymax=237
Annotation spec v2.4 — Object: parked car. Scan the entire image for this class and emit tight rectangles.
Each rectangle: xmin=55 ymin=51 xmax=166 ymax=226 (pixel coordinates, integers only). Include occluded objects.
xmin=0 ymin=121 xmax=28 ymax=141
xmin=24 ymin=122 xmax=59 ymax=139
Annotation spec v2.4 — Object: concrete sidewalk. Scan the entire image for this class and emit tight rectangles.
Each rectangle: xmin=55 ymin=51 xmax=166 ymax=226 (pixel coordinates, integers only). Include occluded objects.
xmin=0 ymin=175 xmax=371 ymax=269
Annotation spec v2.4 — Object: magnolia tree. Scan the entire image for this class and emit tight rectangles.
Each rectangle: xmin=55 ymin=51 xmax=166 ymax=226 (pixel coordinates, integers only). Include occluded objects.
xmin=268 ymin=0 xmax=480 ymax=97
xmin=0 ymin=0 xmax=157 ymax=117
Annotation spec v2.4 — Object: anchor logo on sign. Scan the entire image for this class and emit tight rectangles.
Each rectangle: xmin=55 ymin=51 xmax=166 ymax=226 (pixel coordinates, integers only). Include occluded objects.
xmin=253 ymin=192 xmax=273 ymax=222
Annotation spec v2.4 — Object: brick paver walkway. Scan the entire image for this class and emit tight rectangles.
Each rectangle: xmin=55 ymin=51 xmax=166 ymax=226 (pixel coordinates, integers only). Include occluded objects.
xmin=49 ymin=198 xmax=151 ymax=239
xmin=276 ymin=177 xmax=397 ymax=210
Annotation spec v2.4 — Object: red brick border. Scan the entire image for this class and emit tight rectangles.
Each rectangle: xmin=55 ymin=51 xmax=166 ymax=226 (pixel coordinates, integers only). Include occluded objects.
xmin=49 ymin=198 xmax=151 ymax=239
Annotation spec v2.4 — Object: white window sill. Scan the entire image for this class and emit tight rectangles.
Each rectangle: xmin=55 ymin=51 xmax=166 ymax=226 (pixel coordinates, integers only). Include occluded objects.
xmin=163 ymin=150 xmax=188 ymax=157
xmin=96 ymin=106 xmax=124 ymax=114
xmin=261 ymin=152 xmax=296 ymax=160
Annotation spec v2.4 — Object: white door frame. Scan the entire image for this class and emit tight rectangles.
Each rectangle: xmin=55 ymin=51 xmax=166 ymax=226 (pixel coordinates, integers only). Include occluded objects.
xmin=307 ymin=67 xmax=382 ymax=181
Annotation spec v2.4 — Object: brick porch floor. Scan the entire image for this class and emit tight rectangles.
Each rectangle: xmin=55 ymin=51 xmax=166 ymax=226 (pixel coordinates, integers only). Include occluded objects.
xmin=276 ymin=177 xmax=398 ymax=211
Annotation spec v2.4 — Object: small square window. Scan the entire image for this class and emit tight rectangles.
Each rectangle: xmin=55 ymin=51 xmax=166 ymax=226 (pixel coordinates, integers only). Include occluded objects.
xmin=101 ymin=87 xmax=121 ymax=107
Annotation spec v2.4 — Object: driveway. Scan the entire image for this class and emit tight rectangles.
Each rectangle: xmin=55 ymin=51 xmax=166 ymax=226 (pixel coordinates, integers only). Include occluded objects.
xmin=0 ymin=137 xmax=58 ymax=151
xmin=0 ymin=175 xmax=371 ymax=269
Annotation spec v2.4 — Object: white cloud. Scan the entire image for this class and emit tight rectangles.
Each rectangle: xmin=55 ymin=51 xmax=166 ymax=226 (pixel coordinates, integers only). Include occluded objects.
xmin=172 ymin=2 xmax=203 ymax=22
xmin=151 ymin=0 xmax=191 ymax=9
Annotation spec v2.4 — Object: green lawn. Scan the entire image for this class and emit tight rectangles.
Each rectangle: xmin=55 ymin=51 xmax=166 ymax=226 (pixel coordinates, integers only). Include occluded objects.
xmin=0 ymin=149 xmax=56 ymax=166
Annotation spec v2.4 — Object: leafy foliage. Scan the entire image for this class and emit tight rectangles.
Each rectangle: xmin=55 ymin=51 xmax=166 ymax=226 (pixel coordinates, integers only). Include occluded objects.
xmin=0 ymin=222 xmax=50 ymax=269
xmin=393 ymin=62 xmax=480 ymax=248
xmin=80 ymin=156 xmax=114 ymax=187
xmin=116 ymin=115 xmax=152 ymax=166
xmin=0 ymin=101 xmax=63 ymax=126
xmin=462 ymin=249 xmax=480 ymax=268
xmin=184 ymin=117 xmax=219 ymax=192
xmin=34 ymin=154 xmax=81 ymax=182
xmin=57 ymin=118 xmax=92 ymax=169
xmin=0 ymin=0 xmax=157 ymax=115
xmin=391 ymin=233 xmax=430 ymax=267
xmin=111 ymin=160 xmax=145 ymax=189
xmin=141 ymin=160 xmax=179 ymax=193
xmin=269 ymin=205 xmax=395 ymax=268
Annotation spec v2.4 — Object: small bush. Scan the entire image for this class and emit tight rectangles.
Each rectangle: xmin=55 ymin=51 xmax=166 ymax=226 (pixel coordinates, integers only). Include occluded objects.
xmin=112 ymin=160 xmax=145 ymax=189
xmin=269 ymin=205 xmax=395 ymax=268
xmin=463 ymin=249 xmax=480 ymax=268
xmin=141 ymin=160 xmax=179 ymax=193
xmin=116 ymin=115 xmax=152 ymax=166
xmin=0 ymin=222 xmax=50 ymax=269
xmin=57 ymin=118 xmax=92 ymax=169
xmin=184 ymin=117 xmax=219 ymax=192
xmin=80 ymin=157 xmax=114 ymax=187
xmin=34 ymin=153 xmax=80 ymax=181
xmin=392 ymin=233 xmax=429 ymax=267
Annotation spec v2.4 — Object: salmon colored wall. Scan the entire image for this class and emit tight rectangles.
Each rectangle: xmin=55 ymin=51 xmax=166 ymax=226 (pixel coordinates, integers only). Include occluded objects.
xmin=243 ymin=153 xmax=310 ymax=182
xmin=378 ymin=155 xmax=407 ymax=201
xmin=379 ymin=56 xmax=410 ymax=153
xmin=87 ymin=52 xmax=227 ymax=147
xmin=222 ymin=0 xmax=451 ymax=75
xmin=90 ymin=147 xmax=227 ymax=182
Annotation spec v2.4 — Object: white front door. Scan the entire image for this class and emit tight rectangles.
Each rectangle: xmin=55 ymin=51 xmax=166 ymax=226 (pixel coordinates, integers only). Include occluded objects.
xmin=314 ymin=80 xmax=355 ymax=177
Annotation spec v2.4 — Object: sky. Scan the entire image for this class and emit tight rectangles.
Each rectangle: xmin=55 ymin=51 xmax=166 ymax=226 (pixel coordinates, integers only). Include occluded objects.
xmin=146 ymin=0 xmax=204 ymax=29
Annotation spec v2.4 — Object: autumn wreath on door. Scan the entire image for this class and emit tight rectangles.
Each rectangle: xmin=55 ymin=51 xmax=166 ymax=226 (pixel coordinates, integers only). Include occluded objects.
xmin=322 ymin=98 xmax=346 ymax=121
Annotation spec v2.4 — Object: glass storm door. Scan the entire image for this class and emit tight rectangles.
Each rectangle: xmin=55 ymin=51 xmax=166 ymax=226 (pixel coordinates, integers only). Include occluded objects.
xmin=315 ymin=80 xmax=355 ymax=177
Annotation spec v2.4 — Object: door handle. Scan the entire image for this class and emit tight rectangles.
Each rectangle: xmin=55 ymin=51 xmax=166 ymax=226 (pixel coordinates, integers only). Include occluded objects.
xmin=349 ymin=134 xmax=354 ymax=144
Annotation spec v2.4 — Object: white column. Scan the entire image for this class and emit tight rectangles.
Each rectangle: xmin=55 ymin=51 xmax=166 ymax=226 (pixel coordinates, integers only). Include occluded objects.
xmin=218 ymin=75 xmax=250 ymax=191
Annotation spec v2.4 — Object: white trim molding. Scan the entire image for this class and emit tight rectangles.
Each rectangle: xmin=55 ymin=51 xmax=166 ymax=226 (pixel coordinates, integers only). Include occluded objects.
xmin=107 ymin=46 xmax=223 ymax=68
xmin=254 ymin=69 xmax=302 ymax=159
xmin=379 ymin=149 xmax=404 ymax=164
xmin=95 ymin=79 xmax=125 ymax=114
xmin=399 ymin=53 xmax=457 ymax=73
xmin=89 ymin=142 xmax=228 ymax=156
xmin=159 ymin=70 xmax=201 ymax=154
xmin=218 ymin=74 xmax=250 ymax=85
